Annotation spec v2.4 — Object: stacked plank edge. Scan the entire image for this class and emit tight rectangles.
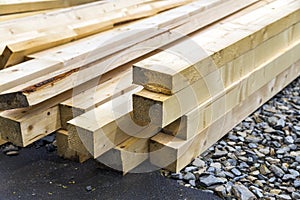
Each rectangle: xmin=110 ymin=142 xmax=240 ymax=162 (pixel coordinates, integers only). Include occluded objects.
xmin=0 ymin=0 xmax=299 ymax=175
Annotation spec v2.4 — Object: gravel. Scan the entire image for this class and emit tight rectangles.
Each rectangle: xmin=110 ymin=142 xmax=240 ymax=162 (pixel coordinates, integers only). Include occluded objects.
xmin=163 ymin=77 xmax=300 ymax=199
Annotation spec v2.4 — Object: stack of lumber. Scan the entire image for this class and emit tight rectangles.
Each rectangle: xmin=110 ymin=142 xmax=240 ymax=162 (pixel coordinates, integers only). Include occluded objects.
xmin=0 ymin=0 xmax=299 ymax=174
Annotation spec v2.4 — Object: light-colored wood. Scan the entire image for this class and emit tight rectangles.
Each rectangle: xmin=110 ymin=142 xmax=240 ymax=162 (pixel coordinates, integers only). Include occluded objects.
xmin=98 ymin=137 xmax=148 ymax=174
xmin=0 ymin=138 xmax=7 ymax=145
xmin=1 ymin=28 xmax=78 ymax=68
xmin=0 ymin=0 xmax=192 ymax=68
xmin=133 ymin=0 xmax=300 ymax=94
xmin=0 ymin=0 xmax=259 ymax=109
xmin=0 ymin=0 xmax=148 ymax=38
xmin=56 ymin=129 xmax=90 ymax=163
xmin=0 ymin=58 xmax=63 ymax=93
xmin=0 ymin=106 xmax=61 ymax=147
xmin=150 ymin=59 xmax=300 ymax=172
xmin=67 ymin=88 xmax=142 ymax=158
xmin=133 ymin=33 xmax=300 ymax=128
xmin=0 ymin=75 xmax=102 ymax=147
xmin=59 ymin=64 xmax=136 ymax=129
xmin=164 ymin=38 xmax=300 ymax=140
xmin=0 ymin=0 xmax=150 ymax=59
xmin=0 ymin=9 xmax=58 ymax=22
xmin=0 ymin=0 xmax=102 ymax=15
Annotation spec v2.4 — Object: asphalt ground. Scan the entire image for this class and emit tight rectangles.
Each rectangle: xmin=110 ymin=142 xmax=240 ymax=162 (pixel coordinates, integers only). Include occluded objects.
xmin=0 ymin=145 xmax=221 ymax=200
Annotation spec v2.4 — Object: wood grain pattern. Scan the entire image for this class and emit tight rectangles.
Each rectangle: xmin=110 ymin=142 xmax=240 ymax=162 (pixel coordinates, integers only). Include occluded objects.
xmin=133 ymin=0 xmax=300 ymax=94
xmin=150 ymin=59 xmax=300 ymax=172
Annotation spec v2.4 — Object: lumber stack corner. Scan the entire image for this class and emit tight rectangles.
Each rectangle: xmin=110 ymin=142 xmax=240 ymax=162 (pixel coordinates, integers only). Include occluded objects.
xmin=0 ymin=0 xmax=299 ymax=174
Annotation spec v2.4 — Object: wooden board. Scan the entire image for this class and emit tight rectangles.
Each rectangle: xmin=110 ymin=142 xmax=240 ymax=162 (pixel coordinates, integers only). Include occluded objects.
xmin=0 ymin=0 xmax=144 ymax=35
xmin=0 ymin=58 xmax=63 ymax=93
xmin=132 ymin=32 xmax=300 ymax=128
xmin=150 ymin=59 xmax=300 ymax=172
xmin=0 ymin=9 xmax=58 ymax=22
xmin=59 ymin=63 xmax=137 ymax=129
xmin=98 ymin=137 xmax=149 ymax=174
xmin=163 ymin=38 xmax=300 ymax=140
xmin=0 ymin=74 xmax=103 ymax=147
xmin=0 ymin=0 xmax=102 ymax=15
xmin=0 ymin=0 xmax=192 ymax=68
xmin=0 ymin=105 xmax=61 ymax=147
xmin=0 ymin=0 xmax=149 ymax=60
xmin=67 ymin=88 xmax=142 ymax=158
xmin=0 ymin=0 xmax=258 ymax=108
xmin=132 ymin=0 xmax=300 ymax=94
xmin=56 ymin=129 xmax=90 ymax=163
xmin=0 ymin=0 xmax=260 ymax=109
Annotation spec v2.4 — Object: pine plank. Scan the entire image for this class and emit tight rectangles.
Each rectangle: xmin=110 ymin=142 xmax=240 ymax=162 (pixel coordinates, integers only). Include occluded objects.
xmin=0 ymin=0 xmax=148 ymax=36
xmin=0 ymin=0 xmax=148 ymax=44
xmin=0 ymin=0 xmax=103 ymax=15
xmin=132 ymin=30 xmax=300 ymax=128
xmin=0 ymin=58 xmax=63 ymax=93
xmin=0 ymin=0 xmax=192 ymax=68
xmin=59 ymin=64 xmax=135 ymax=129
xmin=0 ymin=9 xmax=58 ymax=22
xmin=0 ymin=105 xmax=61 ymax=147
xmin=0 ymin=75 xmax=103 ymax=147
xmin=98 ymin=137 xmax=149 ymax=174
xmin=67 ymin=88 xmax=142 ymax=158
xmin=150 ymin=59 xmax=300 ymax=172
xmin=133 ymin=0 xmax=300 ymax=94
xmin=56 ymin=129 xmax=90 ymax=163
xmin=163 ymin=39 xmax=300 ymax=140
xmin=0 ymin=0 xmax=259 ymax=109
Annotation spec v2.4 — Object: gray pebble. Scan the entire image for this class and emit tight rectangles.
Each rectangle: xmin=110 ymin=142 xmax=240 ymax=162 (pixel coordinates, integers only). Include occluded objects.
xmin=192 ymin=158 xmax=206 ymax=168
xmin=210 ymin=162 xmax=222 ymax=169
xmin=239 ymin=162 xmax=249 ymax=169
xmin=246 ymin=136 xmax=262 ymax=143
xmin=199 ymin=175 xmax=226 ymax=187
xmin=289 ymin=169 xmax=299 ymax=177
xmin=5 ymin=150 xmax=19 ymax=156
xmin=170 ymin=173 xmax=183 ymax=180
xmin=213 ymin=149 xmax=229 ymax=158
xmin=270 ymin=164 xmax=285 ymax=177
xmin=213 ymin=185 xmax=227 ymax=196
xmin=292 ymin=192 xmax=300 ymax=199
xmin=207 ymin=167 xmax=215 ymax=173
xmin=232 ymin=183 xmax=256 ymax=200
xmin=3 ymin=144 xmax=19 ymax=156
xmin=183 ymin=172 xmax=196 ymax=181
xmin=277 ymin=194 xmax=292 ymax=200
xmin=266 ymin=157 xmax=280 ymax=164
xmin=184 ymin=166 xmax=198 ymax=172
xmin=269 ymin=177 xmax=276 ymax=183
xmin=259 ymin=148 xmax=270 ymax=155
xmin=228 ymin=135 xmax=239 ymax=142
xmin=189 ymin=180 xmax=196 ymax=187
xmin=85 ymin=186 xmax=93 ymax=192
xmin=285 ymin=136 xmax=294 ymax=144
xmin=248 ymin=143 xmax=257 ymax=148
xmin=294 ymin=179 xmax=300 ymax=188
xmin=286 ymin=187 xmax=295 ymax=193
xmin=268 ymin=116 xmax=278 ymax=127
xmin=224 ymin=171 xmax=235 ymax=179
xmin=288 ymin=144 xmax=297 ymax=150
xmin=231 ymin=168 xmax=242 ymax=176
xmin=282 ymin=174 xmax=296 ymax=181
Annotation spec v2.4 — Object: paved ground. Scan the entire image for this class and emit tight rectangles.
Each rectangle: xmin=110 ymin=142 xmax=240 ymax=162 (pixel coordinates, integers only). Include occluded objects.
xmin=0 ymin=146 xmax=221 ymax=200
